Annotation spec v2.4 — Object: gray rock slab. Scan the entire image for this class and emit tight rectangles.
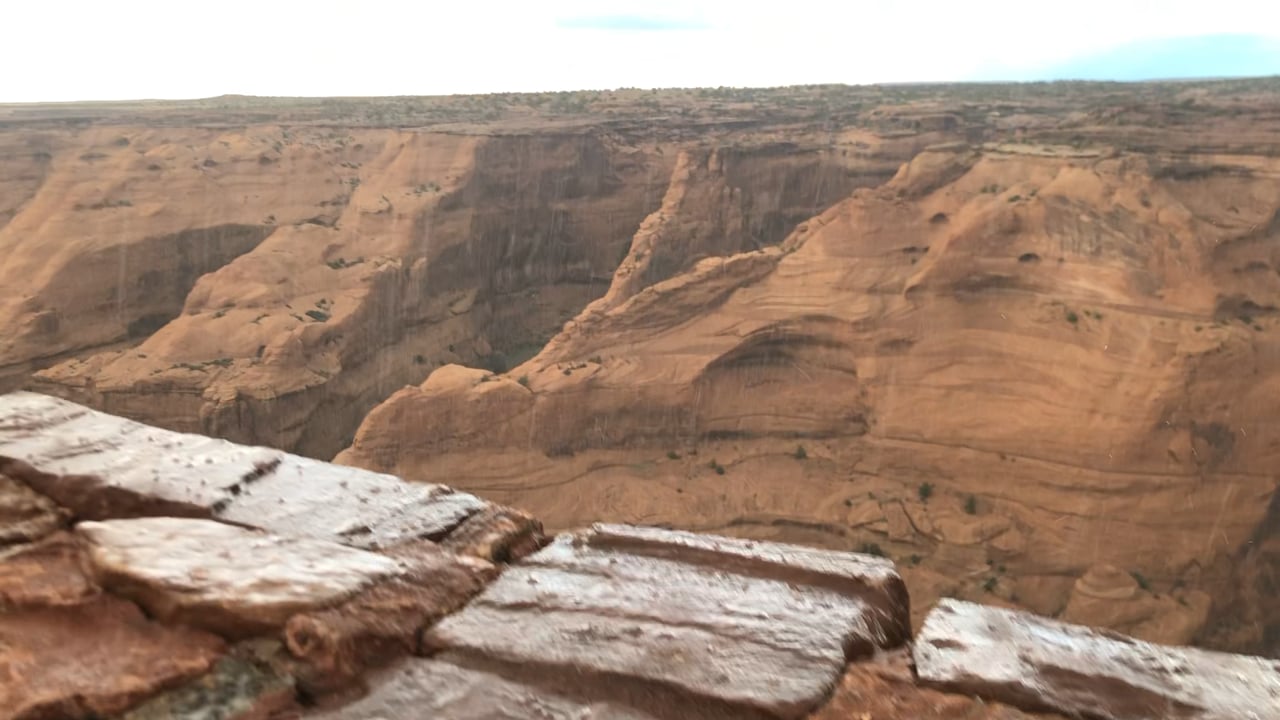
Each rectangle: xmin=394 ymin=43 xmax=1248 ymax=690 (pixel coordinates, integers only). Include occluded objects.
xmin=913 ymin=598 xmax=1280 ymax=720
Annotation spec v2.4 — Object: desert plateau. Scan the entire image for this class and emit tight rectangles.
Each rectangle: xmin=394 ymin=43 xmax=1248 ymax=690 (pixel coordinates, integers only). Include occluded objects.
xmin=1 ymin=79 xmax=1279 ymax=718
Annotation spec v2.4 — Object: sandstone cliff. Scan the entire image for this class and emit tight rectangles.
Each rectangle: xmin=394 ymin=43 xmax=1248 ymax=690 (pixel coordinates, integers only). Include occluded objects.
xmin=337 ymin=89 xmax=1280 ymax=657
xmin=5 ymin=82 xmax=1280 ymax=658
xmin=2 ymin=115 xmax=914 ymax=459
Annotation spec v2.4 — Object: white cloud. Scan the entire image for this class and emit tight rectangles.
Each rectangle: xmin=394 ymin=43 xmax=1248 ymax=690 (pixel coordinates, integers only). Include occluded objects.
xmin=3 ymin=0 xmax=1279 ymax=102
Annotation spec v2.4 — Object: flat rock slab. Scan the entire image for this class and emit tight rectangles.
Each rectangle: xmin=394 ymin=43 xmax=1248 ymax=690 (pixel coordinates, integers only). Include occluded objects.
xmin=0 ymin=392 xmax=488 ymax=547
xmin=914 ymin=598 xmax=1280 ymax=720
xmin=310 ymin=658 xmax=659 ymax=720
xmin=421 ymin=523 xmax=911 ymax=720
xmin=0 ymin=595 xmax=224 ymax=720
xmin=78 ymin=517 xmax=403 ymax=638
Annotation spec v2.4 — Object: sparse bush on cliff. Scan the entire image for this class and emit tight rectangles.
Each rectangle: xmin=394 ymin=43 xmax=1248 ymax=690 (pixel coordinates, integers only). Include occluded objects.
xmin=918 ymin=482 xmax=934 ymax=502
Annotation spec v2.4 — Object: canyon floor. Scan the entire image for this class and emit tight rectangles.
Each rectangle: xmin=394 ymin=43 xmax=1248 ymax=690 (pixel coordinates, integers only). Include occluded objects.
xmin=2 ymin=80 xmax=1278 ymax=660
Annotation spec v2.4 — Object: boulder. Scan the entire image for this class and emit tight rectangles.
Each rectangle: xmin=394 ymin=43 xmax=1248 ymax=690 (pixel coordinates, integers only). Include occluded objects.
xmin=1062 ymin=564 xmax=1212 ymax=645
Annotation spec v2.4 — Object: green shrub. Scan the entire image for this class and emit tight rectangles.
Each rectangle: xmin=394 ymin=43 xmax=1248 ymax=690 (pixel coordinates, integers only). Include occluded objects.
xmin=794 ymin=445 xmax=808 ymax=460
xmin=918 ymin=482 xmax=934 ymax=502
xmin=667 ymin=450 xmax=680 ymax=460
xmin=305 ymin=309 xmax=330 ymax=322
xmin=1066 ymin=310 xmax=1079 ymax=324
xmin=517 ymin=375 xmax=530 ymax=387
xmin=858 ymin=543 xmax=886 ymax=558
xmin=964 ymin=495 xmax=978 ymax=514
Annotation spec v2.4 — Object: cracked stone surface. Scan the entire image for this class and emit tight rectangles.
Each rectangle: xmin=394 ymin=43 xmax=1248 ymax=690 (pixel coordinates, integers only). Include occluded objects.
xmin=0 ymin=392 xmax=498 ymax=549
xmin=913 ymin=598 xmax=1280 ymax=720
xmin=77 ymin=516 xmax=403 ymax=638
xmin=420 ymin=523 xmax=911 ymax=720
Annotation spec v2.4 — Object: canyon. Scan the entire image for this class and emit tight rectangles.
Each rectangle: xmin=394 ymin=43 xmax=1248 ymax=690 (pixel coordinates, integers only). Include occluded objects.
xmin=2 ymin=80 xmax=1279 ymax=662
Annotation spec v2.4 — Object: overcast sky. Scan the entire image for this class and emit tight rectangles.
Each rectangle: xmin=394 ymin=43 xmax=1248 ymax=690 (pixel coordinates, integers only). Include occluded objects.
xmin=4 ymin=0 xmax=1280 ymax=102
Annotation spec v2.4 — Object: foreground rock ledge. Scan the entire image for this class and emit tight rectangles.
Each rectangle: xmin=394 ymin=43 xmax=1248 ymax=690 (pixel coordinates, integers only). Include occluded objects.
xmin=417 ymin=523 xmax=912 ymax=720
xmin=913 ymin=598 xmax=1280 ymax=720
xmin=0 ymin=391 xmax=541 ymax=561
xmin=2 ymin=391 xmax=1278 ymax=719
xmin=78 ymin=517 xmax=404 ymax=638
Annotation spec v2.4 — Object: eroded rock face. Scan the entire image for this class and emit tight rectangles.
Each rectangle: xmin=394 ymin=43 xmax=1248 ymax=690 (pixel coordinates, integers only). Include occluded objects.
xmin=0 ymin=473 xmax=65 ymax=545
xmin=284 ymin=540 xmax=498 ymax=691
xmin=0 ymin=596 xmax=225 ymax=720
xmin=913 ymin=598 xmax=1280 ymax=720
xmin=420 ymin=523 xmax=910 ymax=720
xmin=78 ymin=517 xmax=403 ymax=638
xmin=0 ymin=531 xmax=96 ymax=608
xmin=1 ymin=98 xmax=889 ymax=461
xmin=341 ymin=140 xmax=1280 ymax=655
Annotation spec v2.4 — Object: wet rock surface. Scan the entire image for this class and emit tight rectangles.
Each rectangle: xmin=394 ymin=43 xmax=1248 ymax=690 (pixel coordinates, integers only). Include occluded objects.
xmin=77 ymin=517 xmax=403 ymax=638
xmin=0 ymin=595 xmax=225 ymax=720
xmin=1 ymin=393 xmax=1278 ymax=719
xmin=0 ymin=531 xmax=96 ymax=607
xmin=309 ymin=658 xmax=660 ymax=720
xmin=0 ymin=392 xmax=527 ymax=551
xmin=420 ymin=523 xmax=911 ymax=720
xmin=284 ymin=541 xmax=497 ymax=691
xmin=914 ymin=598 xmax=1280 ymax=720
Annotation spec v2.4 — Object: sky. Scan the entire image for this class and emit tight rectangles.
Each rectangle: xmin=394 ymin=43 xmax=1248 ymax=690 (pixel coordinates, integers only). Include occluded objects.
xmin=4 ymin=0 xmax=1280 ymax=102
